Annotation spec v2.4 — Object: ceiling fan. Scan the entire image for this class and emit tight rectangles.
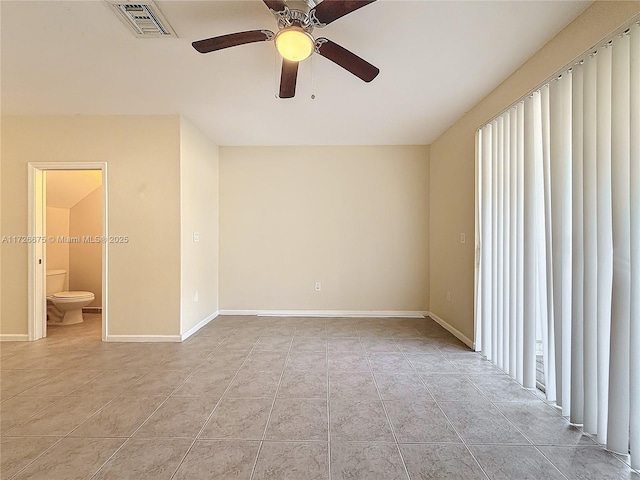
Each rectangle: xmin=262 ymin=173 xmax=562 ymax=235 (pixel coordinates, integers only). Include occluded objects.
xmin=192 ymin=0 xmax=379 ymax=99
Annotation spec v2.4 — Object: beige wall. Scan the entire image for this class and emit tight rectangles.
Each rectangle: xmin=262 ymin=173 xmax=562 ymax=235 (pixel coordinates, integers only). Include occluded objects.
xmin=219 ymin=145 xmax=430 ymax=312
xmin=179 ymin=118 xmax=220 ymax=334
xmin=69 ymin=186 xmax=103 ymax=307
xmin=45 ymin=206 xmax=70 ymax=291
xmin=428 ymin=1 xmax=640 ymax=341
xmin=0 ymin=115 xmax=182 ymax=337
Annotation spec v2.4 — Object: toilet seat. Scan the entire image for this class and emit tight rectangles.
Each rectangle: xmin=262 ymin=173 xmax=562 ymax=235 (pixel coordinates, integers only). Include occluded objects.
xmin=50 ymin=291 xmax=94 ymax=303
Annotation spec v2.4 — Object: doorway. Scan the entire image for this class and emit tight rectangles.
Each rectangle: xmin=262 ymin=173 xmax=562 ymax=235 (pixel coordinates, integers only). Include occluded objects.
xmin=28 ymin=163 xmax=109 ymax=342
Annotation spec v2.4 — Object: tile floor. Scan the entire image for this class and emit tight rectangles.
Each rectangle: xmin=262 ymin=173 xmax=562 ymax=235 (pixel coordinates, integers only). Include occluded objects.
xmin=1 ymin=315 xmax=638 ymax=479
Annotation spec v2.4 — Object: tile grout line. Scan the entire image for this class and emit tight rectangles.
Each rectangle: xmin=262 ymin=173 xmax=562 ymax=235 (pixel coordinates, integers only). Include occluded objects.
xmin=326 ymin=323 xmax=332 ymax=480
xmin=1 ymin=394 xmax=68 ymax=435
xmin=365 ymin=334 xmax=412 ymax=480
xmin=6 ymin=437 xmax=67 ymax=480
xmin=247 ymin=327 xmax=297 ymax=480
xmin=329 ymin=325 xmax=367 ymax=474
xmin=531 ymin=445 xmax=571 ymax=480
xmin=3 ymin=366 xmax=103 ymax=404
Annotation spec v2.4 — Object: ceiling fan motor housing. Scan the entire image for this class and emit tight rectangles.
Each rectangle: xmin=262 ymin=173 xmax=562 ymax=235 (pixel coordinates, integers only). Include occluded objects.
xmin=277 ymin=8 xmax=314 ymax=32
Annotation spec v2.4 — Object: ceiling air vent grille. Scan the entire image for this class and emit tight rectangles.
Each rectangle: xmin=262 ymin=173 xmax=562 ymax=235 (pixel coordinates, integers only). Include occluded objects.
xmin=107 ymin=1 xmax=177 ymax=38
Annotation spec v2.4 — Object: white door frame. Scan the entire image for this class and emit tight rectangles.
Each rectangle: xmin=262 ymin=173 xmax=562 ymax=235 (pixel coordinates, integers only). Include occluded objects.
xmin=28 ymin=162 xmax=109 ymax=341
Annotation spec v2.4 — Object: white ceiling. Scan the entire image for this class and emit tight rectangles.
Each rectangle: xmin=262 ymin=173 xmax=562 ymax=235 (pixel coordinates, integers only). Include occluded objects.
xmin=1 ymin=0 xmax=590 ymax=146
xmin=46 ymin=170 xmax=103 ymax=208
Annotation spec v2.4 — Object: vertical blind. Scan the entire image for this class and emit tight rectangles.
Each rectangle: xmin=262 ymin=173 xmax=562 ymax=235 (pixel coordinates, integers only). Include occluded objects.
xmin=475 ymin=21 xmax=639 ymax=468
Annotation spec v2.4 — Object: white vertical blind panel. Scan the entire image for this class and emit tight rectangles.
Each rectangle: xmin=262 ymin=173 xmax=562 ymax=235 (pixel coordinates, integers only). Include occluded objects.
xmin=549 ymin=72 xmax=571 ymax=416
xmin=509 ymin=107 xmax=518 ymax=378
xmin=497 ymin=117 xmax=505 ymax=370
xmin=571 ymin=64 xmax=585 ymax=425
xmin=607 ymin=32 xmax=631 ymax=456
xmin=628 ymin=22 xmax=640 ymax=471
xmin=503 ymin=111 xmax=512 ymax=374
xmin=560 ymin=73 xmax=573 ymax=418
xmin=475 ymin=129 xmax=483 ymax=353
xmin=549 ymin=78 xmax=564 ymax=408
xmin=481 ymin=124 xmax=493 ymax=359
xmin=532 ymin=91 xmax=549 ymax=393
xmin=474 ymin=130 xmax=480 ymax=352
xmin=582 ymin=53 xmax=598 ymax=435
xmin=516 ymin=102 xmax=526 ymax=385
xmin=540 ymin=85 xmax=556 ymax=401
xmin=491 ymin=121 xmax=499 ymax=363
xmin=523 ymin=95 xmax=538 ymax=389
xmin=549 ymin=74 xmax=573 ymax=415
xmin=595 ymin=43 xmax=613 ymax=445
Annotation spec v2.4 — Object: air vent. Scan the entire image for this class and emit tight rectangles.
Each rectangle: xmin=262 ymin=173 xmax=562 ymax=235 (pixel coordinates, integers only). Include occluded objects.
xmin=107 ymin=1 xmax=177 ymax=38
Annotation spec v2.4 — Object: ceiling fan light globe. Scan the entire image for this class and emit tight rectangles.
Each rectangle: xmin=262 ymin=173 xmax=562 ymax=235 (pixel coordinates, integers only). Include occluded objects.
xmin=275 ymin=27 xmax=314 ymax=62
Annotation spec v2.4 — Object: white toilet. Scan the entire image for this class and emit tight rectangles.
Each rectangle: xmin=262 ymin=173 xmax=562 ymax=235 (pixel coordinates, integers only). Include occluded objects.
xmin=46 ymin=269 xmax=95 ymax=325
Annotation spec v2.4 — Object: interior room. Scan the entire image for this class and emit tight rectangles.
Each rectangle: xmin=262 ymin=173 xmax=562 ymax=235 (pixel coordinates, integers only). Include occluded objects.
xmin=1 ymin=1 xmax=639 ymax=479
xmin=45 ymin=170 xmax=103 ymax=339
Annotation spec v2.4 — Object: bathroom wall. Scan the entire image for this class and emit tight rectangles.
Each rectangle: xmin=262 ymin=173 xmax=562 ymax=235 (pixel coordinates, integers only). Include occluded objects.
xmin=69 ymin=186 xmax=103 ymax=307
xmin=45 ymin=206 xmax=70 ymax=291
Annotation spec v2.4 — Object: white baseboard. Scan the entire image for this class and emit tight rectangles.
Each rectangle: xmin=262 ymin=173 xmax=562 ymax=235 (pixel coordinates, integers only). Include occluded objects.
xmin=218 ymin=310 xmax=428 ymax=318
xmin=427 ymin=311 xmax=475 ymax=349
xmin=105 ymin=335 xmax=182 ymax=343
xmin=0 ymin=334 xmax=30 ymax=342
xmin=105 ymin=311 xmax=220 ymax=343
xmin=181 ymin=311 xmax=219 ymax=341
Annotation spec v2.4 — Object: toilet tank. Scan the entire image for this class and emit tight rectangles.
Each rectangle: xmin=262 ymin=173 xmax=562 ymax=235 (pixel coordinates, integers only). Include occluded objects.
xmin=46 ymin=269 xmax=66 ymax=296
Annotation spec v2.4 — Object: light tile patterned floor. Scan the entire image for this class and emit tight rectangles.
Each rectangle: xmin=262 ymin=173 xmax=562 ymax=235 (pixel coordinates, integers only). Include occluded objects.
xmin=1 ymin=315 xmax=638 ymax=479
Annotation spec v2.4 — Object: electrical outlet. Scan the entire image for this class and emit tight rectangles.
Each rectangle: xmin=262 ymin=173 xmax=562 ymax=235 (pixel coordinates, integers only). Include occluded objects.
xmin=193 ymin=232 xmax=200 ymax=242
xmin=194 ymin=291 xmax=199 ymax=302
xmin=446 ymin=291 xmax=451 ymax=302
xmin=460 ymin=233 xmax=466 ymax=244
xmin=315 ymin=282 xmax=321 ymax=292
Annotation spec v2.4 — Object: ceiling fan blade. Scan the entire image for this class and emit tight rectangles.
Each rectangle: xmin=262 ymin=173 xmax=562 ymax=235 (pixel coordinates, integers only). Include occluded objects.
xmin=310 ymin=0 xmax=376 ymax=26
xmin=315 ymin=38 xmax=379 ymax=83
xmin=262 ymin=0 xmax=288 ymax=13
xmin=279 ymin=59 xmax=299 ymax=98
xmin=192 ymin=30 xmax=274 ymax=54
